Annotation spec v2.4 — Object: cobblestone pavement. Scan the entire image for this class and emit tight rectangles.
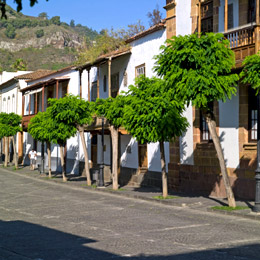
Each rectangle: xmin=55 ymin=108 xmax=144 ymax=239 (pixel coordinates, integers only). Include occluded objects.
xmin=0 ymin=167 xmax=260 ymax=260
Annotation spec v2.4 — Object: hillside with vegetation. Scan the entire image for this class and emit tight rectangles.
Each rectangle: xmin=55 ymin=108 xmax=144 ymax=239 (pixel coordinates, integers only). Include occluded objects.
xmin=0 ymin=5 xmax=99 ymax=71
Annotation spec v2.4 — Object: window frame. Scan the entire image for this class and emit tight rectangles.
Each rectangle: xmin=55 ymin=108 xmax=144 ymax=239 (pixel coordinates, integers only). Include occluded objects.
xmin=135 ymin=63 xmax=146 ymax=78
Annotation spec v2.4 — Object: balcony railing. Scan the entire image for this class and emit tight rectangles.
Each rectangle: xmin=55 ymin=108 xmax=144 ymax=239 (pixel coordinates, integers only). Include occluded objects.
xmin=224 ymin=24 xmax=258 ymax=67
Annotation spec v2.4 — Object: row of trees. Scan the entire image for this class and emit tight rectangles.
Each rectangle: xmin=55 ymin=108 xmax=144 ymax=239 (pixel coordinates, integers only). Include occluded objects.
xmin=2 ymin=32 xmax=259 ymax=206
xmin=0 ymin=113 xmax=21 ymax=169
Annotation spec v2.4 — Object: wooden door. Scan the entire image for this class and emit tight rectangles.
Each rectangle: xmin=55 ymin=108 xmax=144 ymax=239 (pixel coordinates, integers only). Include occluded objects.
xmin=138 ymin=143 xmax=147 ymax=168
xmin=91 ymin=134 xmax=97 ymax=166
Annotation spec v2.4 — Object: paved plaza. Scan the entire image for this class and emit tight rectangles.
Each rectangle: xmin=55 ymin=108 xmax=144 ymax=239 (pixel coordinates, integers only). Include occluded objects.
xmin=0 ymin=168 xmax=260 ymax=260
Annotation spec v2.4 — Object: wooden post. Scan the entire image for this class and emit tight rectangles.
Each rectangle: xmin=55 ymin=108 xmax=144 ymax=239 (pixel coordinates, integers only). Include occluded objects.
xmin=22 ymin=95 xmax=25 ymax=116
xmin=28 ymin=95 xmax=31 ymax=116
xmin=224 ymin=0 xmax=228 ymax=32
xmin=97 ymin=66 xmax=100 ymax=99
xmin=256 ymin=0 xmax=260 ymax=53
xmin=108 ymin=57 xmax=112 ymax=97
xmin=79 ymin=70 xmax=82 ymax=99
xmin=18 ymin=132 xmax=23 ymax=164
xmin=42 ymin=86 xmax=45 ymax=112
xmin=35 ymin=93 xmax=38 ymax=114
xmin=87 ymin=69 xmax=90 ymax=102
xmin=56 ymin=80 xmax=59 ymax=99
xmin=198 ymin=0 xmax=201 ymax=34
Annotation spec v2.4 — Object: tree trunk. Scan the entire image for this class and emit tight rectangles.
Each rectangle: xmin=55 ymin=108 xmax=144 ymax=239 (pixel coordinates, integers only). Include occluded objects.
xmin=4 ymin=137 xmax=8 ymax=167
xmin=47 ymin=142 xmax=52 ymax=178
xmin=205 ymin=113 xmax=236 ymax=208
xmin=110 ymin=125 xmax=119 ymax=190
xmin=59 ymin=143 xmax=67 ymax=182
xmin=78 ymin=126 xmax=91 ymax=186
xmin=11 ymin=136 xmax=18 ymax=169
xmin=160 ymin=141 xmax=168 ymax=198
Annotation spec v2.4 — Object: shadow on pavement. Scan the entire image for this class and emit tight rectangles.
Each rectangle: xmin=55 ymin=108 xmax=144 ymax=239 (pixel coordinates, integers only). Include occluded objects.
xmin=0 ymin=220 xmax=259 ymax=260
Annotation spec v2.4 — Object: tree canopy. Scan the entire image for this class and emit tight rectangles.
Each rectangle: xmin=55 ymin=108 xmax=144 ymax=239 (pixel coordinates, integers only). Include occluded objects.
xmin=147 ymin=5 xmax=162 ymax=27
xmin=240 ymin=53 xmax=260 ymax=93
xmin=1 ymin=1 xmax=49 ymax=18
xmin=123 ymin=76 xmax=188 ymax=144
xmin=0 ymin=112 xmax=21 ymax=137
xmin=155 ymin=33 xmax=239 ymax=111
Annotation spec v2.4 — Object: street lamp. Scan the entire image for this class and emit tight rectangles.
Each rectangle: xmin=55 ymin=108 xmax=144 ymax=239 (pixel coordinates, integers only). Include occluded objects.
xmin=254 ymin=93 xmax=260 ymax=212
xmin=98 ymin=117 xmax=105 ymax=187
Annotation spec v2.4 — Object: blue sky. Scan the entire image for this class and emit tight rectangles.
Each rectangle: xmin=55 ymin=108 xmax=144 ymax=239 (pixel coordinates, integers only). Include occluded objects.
xmin=8 ymin=0 xmax=166 ymax=33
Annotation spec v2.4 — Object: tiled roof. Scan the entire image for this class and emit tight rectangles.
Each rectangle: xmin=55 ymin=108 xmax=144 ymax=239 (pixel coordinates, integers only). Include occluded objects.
xmin=125 ymin=22 xmax=166 ymax=43
xmin=15 ymin=70 xmax=53 ymax=80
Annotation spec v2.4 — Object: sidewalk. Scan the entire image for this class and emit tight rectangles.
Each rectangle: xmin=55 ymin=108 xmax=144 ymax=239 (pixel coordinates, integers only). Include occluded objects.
xmin=3 ymin=165 xmax=260 ymax=221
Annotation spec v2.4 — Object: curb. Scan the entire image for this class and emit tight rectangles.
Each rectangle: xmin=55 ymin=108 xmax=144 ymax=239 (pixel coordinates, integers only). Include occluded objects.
xmin=3 ymin=167 xmax=260 ymax=221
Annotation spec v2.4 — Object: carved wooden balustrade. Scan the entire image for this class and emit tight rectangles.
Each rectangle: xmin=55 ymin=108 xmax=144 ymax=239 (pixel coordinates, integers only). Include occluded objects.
xmin=224 ymin=25 xmax=258 ymax=67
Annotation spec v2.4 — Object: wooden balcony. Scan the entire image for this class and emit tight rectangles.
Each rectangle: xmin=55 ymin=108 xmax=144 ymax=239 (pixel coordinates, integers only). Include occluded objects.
xmin=224 ymin=24 xmax=259 ymax=68
xmin=22 ymin=115 xmax=35 ymax=129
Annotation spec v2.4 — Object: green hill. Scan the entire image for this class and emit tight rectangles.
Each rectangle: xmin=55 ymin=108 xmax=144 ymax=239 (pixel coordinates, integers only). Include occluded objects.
xmin=0 ymin=5 xmax=99 ymax=71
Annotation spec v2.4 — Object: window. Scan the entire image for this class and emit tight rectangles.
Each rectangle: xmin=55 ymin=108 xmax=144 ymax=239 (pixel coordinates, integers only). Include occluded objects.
xmin=123 ymin=70 xmax=128 ymax=87
xmin=135 ymin=64 xmax=146 ymax=78
xmin=3 ymin=97 xmax=6 ymax=113
xmin=201 ymin=0 xmax=213 ymax=33
xmin=249 ymin=88 xmax=257 ymax=141
xmin=248 ymin=0 xmax=256 ymax=23
xmin=91 ymin=81 xmax=97 ymax=101
xmin=111 ymin=73 xmax=119 ymax=98
xmin=103 ymin=75 xmax=107 ymax=92
xmin=223 ymin=3 xmax=234 ymax=30
xmin=200 ymin=103 xmax=213 ymax=142
xmin=61 ymin=81 xmax=68 ymax=98
xmin=7 ymin=96 xmax=10 ymax=113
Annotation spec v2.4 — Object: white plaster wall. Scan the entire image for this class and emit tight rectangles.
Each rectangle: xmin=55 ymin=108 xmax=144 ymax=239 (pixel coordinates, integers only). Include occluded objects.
xmin=148 ymin=142 xmax=170 ymax=172
xmin=180 ymin=105 xmax=194 ymax=165
xmin=81 ymin=67 xmax=97 ymax=101
xmin=0 ymin=71 xmax=31 ymax=84
xmin=79 ymin=132 xmax=91 ymax=162
xmin=219 ymin=91 xmax=239 ymax=168
xmin=176 ymin=0 xmax=192 ymax=36
xmin=1 ymin=86 xmax=18 ymax=113
xmin=120 ymin=135 xmax=138 ymax=169
xmin=127 ymin=29 xmax=166 ymax=89
xmin=219 ymin=0 xmax=239 ymax=32
xmin=175 ymin=2 xmax=194 ymax=166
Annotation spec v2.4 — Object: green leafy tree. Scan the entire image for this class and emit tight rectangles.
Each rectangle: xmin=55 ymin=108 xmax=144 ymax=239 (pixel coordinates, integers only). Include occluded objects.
xmin=28 ymin=111 xmax=54 ymax=178
xmin=5 ymin=23 xmax=16 ymax=38
xmin=155 ymin=33 xmax=239 ymax=206
xmin=1 ymin=1 xmax=49 ymax=18
xmin=48 ymin=95 xmax=93 ymax=184
xmin=50 ymin=16 xmax=61 ymax=26
xmin=94 ymin=96 xmax=126 ymax=190
xmin=147 ymin=5 xmax=162 ymax=27
xmin=0 ymin=112 xmax=22 ymax=168
xmin=12 ymin=58 xmax=27 ymax=71
xmin=70 ymin=19 xmax=75 ymax=27
xmin=123 ymin=76 xmax=188 ymax=197
xmin=35 ymin=29 xmax=44 ymax=38
xmin=77 ymin=21 xmax=145 ymax=64
xmin=38 ymin=12 xmax=48 ymax=19
xmin=240 ymin=53 xmax=260 ymax=92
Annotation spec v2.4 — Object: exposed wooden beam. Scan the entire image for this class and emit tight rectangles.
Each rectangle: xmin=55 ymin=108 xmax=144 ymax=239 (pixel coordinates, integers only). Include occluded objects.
xmin=56 ymin=80 xmax=59 ymax=99
xmin=42 ymin=85 xmax=45 ymax=112
xmin=224 ymin=0 xmax=228 ymax=32
xmin=97 ymin=66 xmax=100 ymax=99
xmin=79 ymin=70 xmax=82 ymax=99
xmin=108 ymin=57 xmax=112 ymax=97
xmin=198 ymin=0 xmax=201 ymax=34
xmin=255 ymin=0 xmax=260 ymax=53
xmin=87 ymin=69 xmax=90 ymax=102
xmin=22 ymin=95 xmax=25 ymax=117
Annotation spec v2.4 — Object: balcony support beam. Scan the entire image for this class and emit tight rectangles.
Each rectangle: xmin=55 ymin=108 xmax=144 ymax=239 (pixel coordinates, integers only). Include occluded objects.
xmin=255 ymin=0 xmax=260 ymax=53
xmin=108 ymin=57 xmax=112 ymax=97
xmin=198 ymin=0 xmax=201 ymax=34
xmin=224 ymin=0 xmax=228 ymax=32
